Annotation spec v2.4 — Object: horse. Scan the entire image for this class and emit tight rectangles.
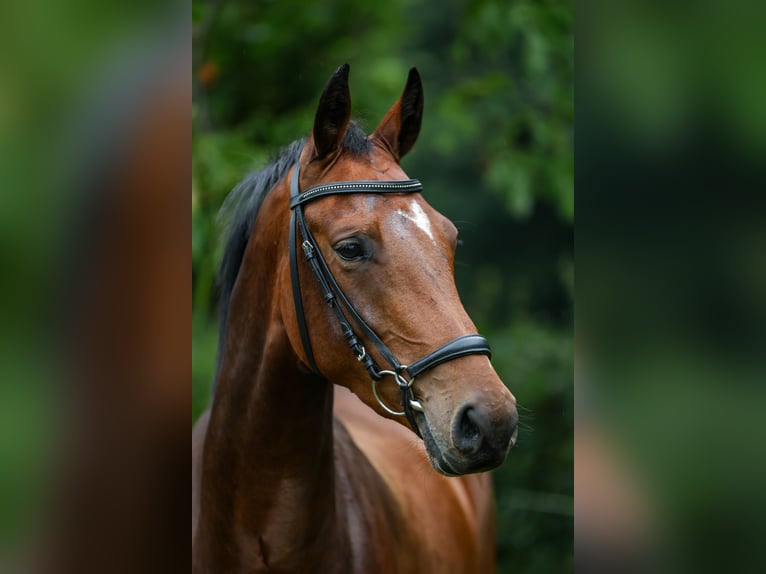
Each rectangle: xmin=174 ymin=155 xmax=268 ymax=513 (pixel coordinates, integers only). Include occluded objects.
xmin=192 ymin=64 xmax=518 ymax=573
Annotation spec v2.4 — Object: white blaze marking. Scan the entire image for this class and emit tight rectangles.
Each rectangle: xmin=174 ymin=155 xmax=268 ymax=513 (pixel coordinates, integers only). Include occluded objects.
xmin=397 ymin=200 xmax=434 ymax=241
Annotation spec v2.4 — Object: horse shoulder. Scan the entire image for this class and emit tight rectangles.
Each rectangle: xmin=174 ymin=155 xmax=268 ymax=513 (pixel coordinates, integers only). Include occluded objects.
xmin=333 ymin=386 xmax=496 ymax=573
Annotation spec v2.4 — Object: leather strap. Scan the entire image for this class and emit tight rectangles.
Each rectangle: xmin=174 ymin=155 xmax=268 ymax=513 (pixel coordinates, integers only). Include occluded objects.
xmin=290 ymin=179 xmax=422 ymax=209
xmin=406 ymin=335 xmax=491 ymax=379
xmin=289 ymin=168 xmax=319 ymax=374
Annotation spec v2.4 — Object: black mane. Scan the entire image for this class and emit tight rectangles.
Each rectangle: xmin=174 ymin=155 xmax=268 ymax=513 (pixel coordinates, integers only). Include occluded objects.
xmin=214 ymin=121 xmax=371 ymax=383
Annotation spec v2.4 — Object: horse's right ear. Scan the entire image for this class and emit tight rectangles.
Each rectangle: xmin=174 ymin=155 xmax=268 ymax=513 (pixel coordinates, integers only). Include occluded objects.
xmin=373 ymin=67 xmax=424 ymax=161
xmin=311 ymin=64 xmax=351 ymax=160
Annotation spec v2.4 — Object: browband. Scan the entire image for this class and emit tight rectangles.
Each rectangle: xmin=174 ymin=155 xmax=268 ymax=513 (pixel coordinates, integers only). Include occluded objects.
xmin=290 ymin=179 xmax=423 ymax=208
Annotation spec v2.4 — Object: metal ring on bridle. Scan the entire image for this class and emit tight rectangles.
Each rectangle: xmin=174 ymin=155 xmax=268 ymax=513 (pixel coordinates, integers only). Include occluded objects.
xmin=371 ymin=369 xmax=423 ymax=416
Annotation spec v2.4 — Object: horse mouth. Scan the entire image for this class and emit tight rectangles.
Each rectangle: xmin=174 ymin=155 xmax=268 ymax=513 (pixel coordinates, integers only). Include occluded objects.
xmin=416 ymin=411 xmax=511 ymax=477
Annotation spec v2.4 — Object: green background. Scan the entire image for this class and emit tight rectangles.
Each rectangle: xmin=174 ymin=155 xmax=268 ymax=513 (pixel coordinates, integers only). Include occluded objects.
xmin=192 ymin=1 xmax=573 ymax=571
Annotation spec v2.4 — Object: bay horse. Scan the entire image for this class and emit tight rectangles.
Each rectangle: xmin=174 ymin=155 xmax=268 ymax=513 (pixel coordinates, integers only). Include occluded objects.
xmin=192 ymin=64 xmax=518 ymax=573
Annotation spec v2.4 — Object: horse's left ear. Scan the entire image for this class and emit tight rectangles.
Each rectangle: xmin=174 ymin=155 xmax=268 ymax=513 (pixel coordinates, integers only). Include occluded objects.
xmin=312 ymin=64 xmax=352 ymax=160
xmin=373 ymin=67 xmax=424 ymax=161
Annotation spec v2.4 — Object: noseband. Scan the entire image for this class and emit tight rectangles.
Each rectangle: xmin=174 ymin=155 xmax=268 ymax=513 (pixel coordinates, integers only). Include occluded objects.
xmin=288 ymin=163 xmax=492 ymax=438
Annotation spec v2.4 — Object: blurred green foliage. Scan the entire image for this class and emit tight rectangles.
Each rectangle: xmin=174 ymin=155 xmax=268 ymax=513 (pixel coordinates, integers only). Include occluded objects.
xmin=192 ymin=0 xmax=572 ymax=571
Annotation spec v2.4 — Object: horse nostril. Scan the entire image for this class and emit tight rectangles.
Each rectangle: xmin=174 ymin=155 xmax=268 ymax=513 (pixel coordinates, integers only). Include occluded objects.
xmin=452 ymin=405 xmax=486 ymax=455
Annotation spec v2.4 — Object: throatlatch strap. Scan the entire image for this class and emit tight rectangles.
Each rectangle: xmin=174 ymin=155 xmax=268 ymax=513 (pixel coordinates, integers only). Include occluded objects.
xmin=289 ymin=168 xmax=319 ymax=374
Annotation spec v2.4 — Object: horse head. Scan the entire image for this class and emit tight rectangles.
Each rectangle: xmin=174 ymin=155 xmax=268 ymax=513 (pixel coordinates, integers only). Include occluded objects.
xmin=280 ymin=64 xmax=518 ymax=475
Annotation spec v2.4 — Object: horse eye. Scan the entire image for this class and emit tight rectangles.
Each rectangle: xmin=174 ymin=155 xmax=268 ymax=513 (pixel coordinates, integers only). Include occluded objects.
xmin=334 ymin=239 xmax=365 ymax=262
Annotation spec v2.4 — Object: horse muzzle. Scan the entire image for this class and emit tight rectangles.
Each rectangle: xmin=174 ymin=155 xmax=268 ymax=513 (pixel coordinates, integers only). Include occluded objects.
xmin=419 ymin=399 xmax=518 ymax=476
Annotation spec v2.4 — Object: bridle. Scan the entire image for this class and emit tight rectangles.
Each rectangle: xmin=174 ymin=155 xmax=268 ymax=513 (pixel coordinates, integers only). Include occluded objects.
xmin=288 ymin=162 xmax=492 ymax=438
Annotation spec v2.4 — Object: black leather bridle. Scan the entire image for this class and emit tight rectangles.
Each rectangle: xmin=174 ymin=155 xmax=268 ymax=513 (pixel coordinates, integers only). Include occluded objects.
xmin=288 ymin=163 xmax=492 ymax=437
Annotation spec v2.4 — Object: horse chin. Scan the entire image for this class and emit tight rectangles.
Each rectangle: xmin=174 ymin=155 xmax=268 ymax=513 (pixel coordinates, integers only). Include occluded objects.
xmin=417 ymin=413 xmax=475 ymax=477
xmin=421 ymin=429 xmax=461 ymax=477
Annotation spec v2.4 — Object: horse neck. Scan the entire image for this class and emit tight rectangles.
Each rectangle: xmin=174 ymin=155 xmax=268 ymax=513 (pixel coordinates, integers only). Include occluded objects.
xmin=195 ymin=182 xmax=344 ymax=571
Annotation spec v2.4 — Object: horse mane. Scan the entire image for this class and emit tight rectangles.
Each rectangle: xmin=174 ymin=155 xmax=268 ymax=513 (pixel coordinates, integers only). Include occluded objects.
xmin=213 ymin=121 xmax=371 ymax=384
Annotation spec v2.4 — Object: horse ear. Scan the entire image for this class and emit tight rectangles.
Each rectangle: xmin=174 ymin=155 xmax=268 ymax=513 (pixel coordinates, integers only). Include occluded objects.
xmin=373 ymin=67 xmax=424 ymax=161
xmin=312 ymin=64 xmax=352 ymax=160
